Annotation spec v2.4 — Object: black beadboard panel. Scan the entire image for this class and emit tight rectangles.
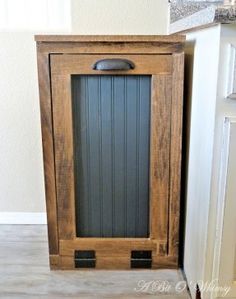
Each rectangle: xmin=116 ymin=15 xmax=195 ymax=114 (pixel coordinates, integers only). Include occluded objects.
xmin=72 ymin=75 xmax=151 ymax=237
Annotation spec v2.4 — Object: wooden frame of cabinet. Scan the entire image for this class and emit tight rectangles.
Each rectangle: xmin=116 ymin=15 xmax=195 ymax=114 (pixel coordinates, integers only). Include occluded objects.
xmin=35 ymin=35 xmax=185 ymax=270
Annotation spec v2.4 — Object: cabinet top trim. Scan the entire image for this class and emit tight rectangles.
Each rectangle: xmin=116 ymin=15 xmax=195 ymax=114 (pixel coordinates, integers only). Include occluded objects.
xmin=34 ymin=35 xmax=185 ymax=44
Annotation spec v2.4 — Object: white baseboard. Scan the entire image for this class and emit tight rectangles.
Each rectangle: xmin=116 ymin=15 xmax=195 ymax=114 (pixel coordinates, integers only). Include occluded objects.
xmin=0 ymin=212 xmax=47 ymax=224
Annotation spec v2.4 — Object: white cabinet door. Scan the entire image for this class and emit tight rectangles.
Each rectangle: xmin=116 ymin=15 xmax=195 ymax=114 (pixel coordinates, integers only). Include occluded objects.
xmin=216 ymin=118 xmax=236 ymax=298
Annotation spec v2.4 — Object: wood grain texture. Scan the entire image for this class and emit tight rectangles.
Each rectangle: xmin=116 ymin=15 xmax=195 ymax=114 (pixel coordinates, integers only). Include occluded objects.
xmin=152 ymin=255 xmax=178 ymax=269
xmin=96 ymin=256 xmax=130 ymax=269
xmin=37 ymin=42 xmax=184 ymax=55
xmin=59 ymin=256 xmax=74 ymax=270
xmin=51 ymin=54 xmax=172 ymax=76
xmin=51 ymin=74 xmax=76 ymax=240
xmin=36 ymin=49 xmax=59 ymax=258
xmin=149 ymin=75 xmax=172 ymax=255
xmin=49 ymin=254 xmax=60 ymax=270
xmin=56 ymin=254 xmax=178 ymax=270
xmin=35 ymin=35 xmax=185 ymax=43
xmin=59 ymin=238 xmax=157 ymax=256
xmin=35 ymin=34 xmax=185 ymax=57
xmin=168 ymin=53 xmax=184 ymax=258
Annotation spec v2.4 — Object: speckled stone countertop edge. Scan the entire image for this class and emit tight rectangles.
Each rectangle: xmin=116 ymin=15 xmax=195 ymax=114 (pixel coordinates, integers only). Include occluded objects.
xmin=214 ymin=5 xmax=236 ymax=22
xmin=170 ymin=5 xmax=236 ymax=34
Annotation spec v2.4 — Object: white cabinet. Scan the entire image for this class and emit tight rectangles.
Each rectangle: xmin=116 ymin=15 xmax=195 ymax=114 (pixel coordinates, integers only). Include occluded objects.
xmin=184 ymin=24 xmax=236 ymax=299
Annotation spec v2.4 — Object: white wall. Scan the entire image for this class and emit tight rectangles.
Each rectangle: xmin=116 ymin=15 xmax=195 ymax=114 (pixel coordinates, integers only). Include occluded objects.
xmin=0 ymin=0 xmax=71 ymax=223
xmin=0 ymin=33 xmax=45 ymax=214
xmin=0 ymin=1 xmax=169 ymax=223
xmin=0 ymin=0 xmax=71 ymax=32
xmin=71 ymin=0 xmax=169 ymax=34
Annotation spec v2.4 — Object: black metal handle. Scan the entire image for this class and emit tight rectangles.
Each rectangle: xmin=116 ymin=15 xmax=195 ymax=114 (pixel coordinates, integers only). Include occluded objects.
xmin=92 ymin=59 xmax=135 ymax=71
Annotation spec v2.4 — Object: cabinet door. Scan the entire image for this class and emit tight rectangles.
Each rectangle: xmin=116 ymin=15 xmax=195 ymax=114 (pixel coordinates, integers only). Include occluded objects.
xmin=215 ymin=119 xmax=236 ymax=298
xmin=50 ymin=54 xmax=182 ymax=269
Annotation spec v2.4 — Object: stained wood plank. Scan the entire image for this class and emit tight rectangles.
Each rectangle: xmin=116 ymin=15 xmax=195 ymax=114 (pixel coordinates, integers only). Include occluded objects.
xmin=37 ymin=42 xmax=184 ymax=55
xmin=136 ymin=77 xmax=151 ymax=236
xmin=51 ymin=74 xmax=76 ymax=240
xmin=50 ymin=54 xmax=172 ymax=76
xmin=36 ymin=49 xmax=59 ymax=257
xmin=35 ymin=35 xmax=185 ymax=43
xmin=168 ymin=53 xmax=184 ymax=258
xmin=149 ymin=75 xmax=172 ymax=255
xmin=59 ymin=238 xmax=159 ymax=256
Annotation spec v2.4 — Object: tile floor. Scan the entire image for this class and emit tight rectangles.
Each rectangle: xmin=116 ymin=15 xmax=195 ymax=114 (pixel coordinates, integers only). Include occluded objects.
xmin=0 ymin=225 xmax=191 ymax=299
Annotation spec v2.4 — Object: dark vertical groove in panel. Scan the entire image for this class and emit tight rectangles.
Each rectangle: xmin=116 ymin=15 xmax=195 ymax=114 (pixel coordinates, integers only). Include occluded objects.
xmin=124 ymin=77 xmax=127 ymax=237
xmin=147 ymin=80 xmax=152 ymax=235
xmin=98 ymin=77 xmax=103 ymax=236
xmin=72 ymin=75 xmax=150 ymax=238
xmin=135 ymin=77 xmax=140 ymax=237
xmin=100 ymin=76 xmax=112 ymax=237
xmin=114 ymin=76 xmax=125 ymax=237
xmin=89 ymin=77 xmax=101 ymax=236
xmin=126 ymin=77 xmax=138 ymax=237
xmin=86 ymin=77 xmax=91 ymax=235
xmin=139 ymin=77 xmax=151 ymax=237
xmin=111 ymin=77 xmax=115 ymax=236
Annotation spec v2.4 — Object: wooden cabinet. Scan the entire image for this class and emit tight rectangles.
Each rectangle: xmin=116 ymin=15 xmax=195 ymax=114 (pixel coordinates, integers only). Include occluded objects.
xmin=35 ymin=35 xmax=185 ymax=270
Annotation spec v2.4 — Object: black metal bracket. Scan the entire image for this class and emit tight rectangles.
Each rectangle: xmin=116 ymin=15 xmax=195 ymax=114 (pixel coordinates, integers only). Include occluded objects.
xmin=74 ymin=250 xmax=96 ymax=268
xmin=130 ymin=250 xmax=152 ymax=269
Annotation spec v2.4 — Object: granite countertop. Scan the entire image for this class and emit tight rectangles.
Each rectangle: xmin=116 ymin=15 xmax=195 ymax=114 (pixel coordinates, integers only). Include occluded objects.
xmin=170 ymin=1 xmax=236 ymax=33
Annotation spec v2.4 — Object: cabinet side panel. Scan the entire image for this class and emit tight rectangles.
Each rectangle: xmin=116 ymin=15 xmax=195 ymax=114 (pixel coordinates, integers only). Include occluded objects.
xmin=168 ymin=52 xmax=184 ymax=259
xmin=36 ymin=48 xmax=59 ymax=256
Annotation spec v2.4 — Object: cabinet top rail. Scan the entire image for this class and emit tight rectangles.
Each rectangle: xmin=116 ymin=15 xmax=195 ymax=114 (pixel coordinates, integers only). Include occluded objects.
xmin=35 ymin=35 xmax=185 ymax=44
